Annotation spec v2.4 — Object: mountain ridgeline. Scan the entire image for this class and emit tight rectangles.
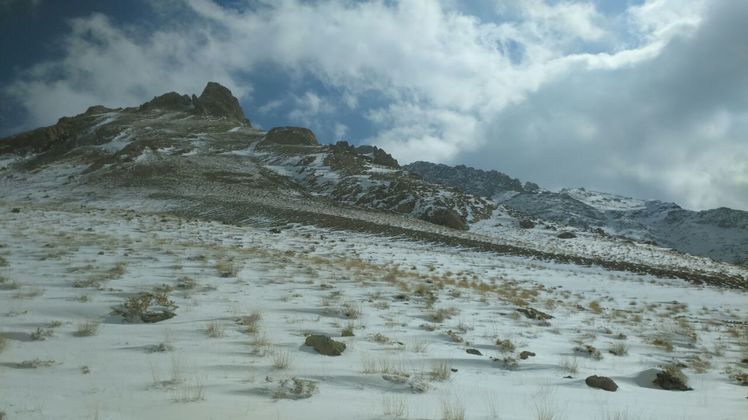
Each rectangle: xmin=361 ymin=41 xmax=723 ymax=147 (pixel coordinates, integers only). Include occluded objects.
xmin=1 ymin=82 xmax=746 ymax=267
xmin=405 ymin=162 xmax=748 ymax=267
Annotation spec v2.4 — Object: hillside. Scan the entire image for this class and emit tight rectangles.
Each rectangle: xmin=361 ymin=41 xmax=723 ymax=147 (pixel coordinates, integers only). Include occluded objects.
xmin=1 ymin=82 xmax=747 ymax=420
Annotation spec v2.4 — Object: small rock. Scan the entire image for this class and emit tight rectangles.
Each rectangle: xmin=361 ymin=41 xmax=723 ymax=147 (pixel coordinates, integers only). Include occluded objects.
xmin=557 ymin=231 xmax=576 ymax=239
xmin=585 ymin=375 xmax=618 ymax=392
xmin=466 ymin=348 xmax=482 ymax=356
xmin=304 ymin=334 xmax=346 ymax=356
xmin=11 ymin=208 xmax=20 ymax=213
xmin=519 ymin=351 xmax=536 ymax=360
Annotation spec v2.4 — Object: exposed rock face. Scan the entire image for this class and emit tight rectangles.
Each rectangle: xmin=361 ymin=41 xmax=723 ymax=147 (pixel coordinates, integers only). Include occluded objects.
xmin=264 ymin=127 xmax=319 ymax=146
xmin=140 ymin=92 xmax=194 ymax=113
xmin=404 ymin=161 xmax=525 ymax=196
xmin=585 ymin=375 xmax=618 ymax=392
xmin=193 ymin=82 xmax=251 ymax=125
xmin=139 ymin=82 xmax=250 ymax=126
xmin=304 ymin=334 xmax=346 ymax=356
xmin=355 ymin=145 xmax=400 ymax=168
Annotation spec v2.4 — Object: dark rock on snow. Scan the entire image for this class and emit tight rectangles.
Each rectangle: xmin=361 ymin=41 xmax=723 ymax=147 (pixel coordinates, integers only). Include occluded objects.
xmin=585 ymin=375 xmax=618 ymax=392
xmin=304 ymin=335 xmax=346 ymax=356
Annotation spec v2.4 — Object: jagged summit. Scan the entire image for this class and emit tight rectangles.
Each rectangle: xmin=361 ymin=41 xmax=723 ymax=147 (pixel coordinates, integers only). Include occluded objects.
xmin=140 ymin=81 xmax=250 ymax=126
xmin=193 ymin=82 xmax=250 ymax=125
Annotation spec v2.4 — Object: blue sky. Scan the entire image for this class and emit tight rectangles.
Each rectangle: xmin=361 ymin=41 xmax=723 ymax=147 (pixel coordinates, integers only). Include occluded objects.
xmin=1 ymin=0 xmax=747 ymax=211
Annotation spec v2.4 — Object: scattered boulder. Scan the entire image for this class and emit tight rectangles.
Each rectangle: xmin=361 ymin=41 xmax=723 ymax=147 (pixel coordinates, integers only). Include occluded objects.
xmin=466 ymin=348 xmax=483 ymax=356
xmin=10 ymin=208 xmax=20 ymax=213
xmin=519 ymin=351 xmax=536 ymax=360
xmin=585 ymin=375 xmax=618 ymax=392
xmin=264 ymin=127 xmax=319 ymax=146
xmin=304 ymin=334 xmax=346 ymax=356
xmin=519 ymin=219 xmax=536 ymax=229
xmin=516 ymin=307 xmax=553 ymax=320
xmin=653 ymin=366 xmax=692 ymax=391
xmin=419 ymin=207 xmax=468 ymax=231
xmin=557 ymin=231 xmax=576 ymax=239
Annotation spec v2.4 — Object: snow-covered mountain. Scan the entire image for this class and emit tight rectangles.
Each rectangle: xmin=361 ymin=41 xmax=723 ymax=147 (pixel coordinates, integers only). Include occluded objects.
xmin=0 ymin=82 xmax=745 ymax=278
xmin=2 ymin=82 xmax=747 ymax=420
xmin=405 ymin=162 xmax=748 ymax=267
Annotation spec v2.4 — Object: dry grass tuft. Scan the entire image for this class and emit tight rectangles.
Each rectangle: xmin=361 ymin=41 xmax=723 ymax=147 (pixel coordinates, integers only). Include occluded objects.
xmin=431 ymin=361 xmax=452 ymax=381
xmin=440 ymin=398 xmax=466 ymax=420
xmin=206 ymin=321 xmax=225 ymax=338
xmin=74 ymin=321 xmax=101 ymax=337
xmin=382 ymin=395 xmax=408 ymax=418
xmin=272 ymin=350 xmax=293 ymax=369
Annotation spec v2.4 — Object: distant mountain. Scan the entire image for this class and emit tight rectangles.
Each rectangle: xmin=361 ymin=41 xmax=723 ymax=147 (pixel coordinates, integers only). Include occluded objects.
xmin=405 ymin=162 xmax=748 ymax=266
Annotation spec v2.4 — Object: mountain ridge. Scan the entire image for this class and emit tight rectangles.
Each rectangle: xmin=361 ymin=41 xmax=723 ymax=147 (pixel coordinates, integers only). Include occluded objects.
xmin=1 ymin=81 xmax=746 ymax=270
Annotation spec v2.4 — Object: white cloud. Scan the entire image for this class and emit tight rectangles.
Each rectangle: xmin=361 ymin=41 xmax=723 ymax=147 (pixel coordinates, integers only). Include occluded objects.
xmin=3 ymin=0 xmax=746 ymax=210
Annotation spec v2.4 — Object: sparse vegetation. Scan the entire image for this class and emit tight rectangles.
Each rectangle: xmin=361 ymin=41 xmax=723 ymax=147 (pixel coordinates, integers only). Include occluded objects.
xmin=74 ymin=321 xmax=100 ymax=337
xmin=215 ymin=259 xmax=238 ymax=277
xmin=341 ymin=322 xmax=355 ymax=337
xmin=496 ymin=337 xmax=516 ymax=353
xmin=272 ymin=350 xmax=293 ymax=369
xmin=273 ymin=378 xmax=317 ymax=400
xmin=383 ymin=395 xmax=408 ymax=418
xmin=206 ymin=321 xmax=224 ymax=338
xmin=608 ymin=342 xmax=628 ymax=356
xmin=238 ymin=312 xmax=262 ymax=334
xmin=441 ymin=398 xmax=466 ymax=420
xmin=430 ymin=307 xmax=459 ymax=322
xmin=112 ymin=292 xmax=177 ymax=323
xmin=431 ymin=361 xmax=452 ymax=381
xmin=560 ymin=357 xmax=579 ymax=375
xmin=30 ymin=327 xmax=54 ymax=341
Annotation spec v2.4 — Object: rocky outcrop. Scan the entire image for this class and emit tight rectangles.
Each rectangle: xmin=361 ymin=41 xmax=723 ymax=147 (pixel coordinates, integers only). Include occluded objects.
xmin=418 ymin=207 xmax=468 ymax=231
xmin=139 ymin=82 xmax=250 ymax=126
xmin=356 ymin=145 xmax=399 ymax=168
xmin=140 ymin=92 xmax=194 ymax=113
xmin=405 ymin=161 xmax=526 ymax=197
xmin=192 ymin=82 xmax=251 ymax=125
xmin=264 ymin=127 xmax=319 ymax=146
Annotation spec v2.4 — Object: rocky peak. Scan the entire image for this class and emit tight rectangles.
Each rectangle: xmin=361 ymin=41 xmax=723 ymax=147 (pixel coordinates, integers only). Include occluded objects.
xmin=138 ymin=82 xmax=251 ymax=126
xmin=192 ymin=82 xmax=251 ymax=126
